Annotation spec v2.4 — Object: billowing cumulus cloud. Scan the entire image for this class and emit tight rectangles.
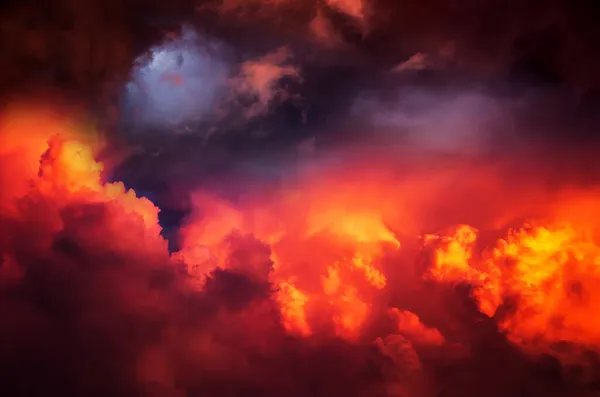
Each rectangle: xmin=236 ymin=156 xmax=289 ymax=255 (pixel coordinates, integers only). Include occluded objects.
xmin=2 ymin=1 xmax=600 ymax=396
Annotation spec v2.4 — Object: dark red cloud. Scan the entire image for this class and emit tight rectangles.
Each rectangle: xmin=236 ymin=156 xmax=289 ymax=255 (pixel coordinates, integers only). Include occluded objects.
xmin=2 ymin=1 xmax=600 ymax=395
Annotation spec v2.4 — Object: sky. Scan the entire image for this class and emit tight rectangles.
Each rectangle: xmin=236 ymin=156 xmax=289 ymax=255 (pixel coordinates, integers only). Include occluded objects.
xmin=2 ymin=1 xmax=600 ymax=396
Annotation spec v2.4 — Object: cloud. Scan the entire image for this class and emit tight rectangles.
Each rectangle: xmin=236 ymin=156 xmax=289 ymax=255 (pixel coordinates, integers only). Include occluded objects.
xmin=121 ymin=29 xmax=303 ymax=136
xmin=5 ymin=104 xmax=600 ymax=397
xmin=4 ymin=3 xmax=600 ymax=396
xmin=123 ymin=27 xmax=231 ymax=130
xmin=0 ymin=108 xmax=438 ymax=397
xmin=350 ymin=88 xmax=510 ymax=155
xmin=324 ymin=0 xmax=365 ymax=21
xmin=390 ymin=44 xmax=455 ymax=73
xmin=228 ymin=47 xmax=301 ymax=119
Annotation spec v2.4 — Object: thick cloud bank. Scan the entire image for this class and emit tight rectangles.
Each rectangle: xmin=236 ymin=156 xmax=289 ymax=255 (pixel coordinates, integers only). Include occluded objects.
xmin=2 ymin=1 xmax=600 ymax=396
xmin=2 ymin=107 xmax=600 ymax=397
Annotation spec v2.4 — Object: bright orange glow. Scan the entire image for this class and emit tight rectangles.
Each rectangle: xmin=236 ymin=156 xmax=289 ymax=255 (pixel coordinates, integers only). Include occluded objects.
xmin=426 ymin=219 xmax=600 ymax=357
xmin=491 ymin=224 xmax=600 ymax=349
xmin=424 ymin=224 xmax=480 ymax=283
xmin=38 ymin=135 xmax=104 ymax=193
xmin=10 ymin=108 xmax=600 ymax=366
xmin=0 ymin=106 xmax=100 ymax=205
xmin=0 ymin=108 xmax=165 ymax=259
xmin=276 ymin=280 xmax=311 ymax=336
xmin=36 ymin=135 xmax=162 ymax=237
xmin=178 ymin=172 xmax=401 ymax=341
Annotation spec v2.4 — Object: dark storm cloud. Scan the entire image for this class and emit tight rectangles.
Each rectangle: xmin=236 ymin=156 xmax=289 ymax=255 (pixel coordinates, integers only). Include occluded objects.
xmin=5 ymin=0 xmax=597 ymax=248
xmin=3 ymin=0 xmax=600 ymax=121
xmin=0 ymin=179 xmax=427 ymax=397
xmin=3 ymin=4 xmax=600 ymax=394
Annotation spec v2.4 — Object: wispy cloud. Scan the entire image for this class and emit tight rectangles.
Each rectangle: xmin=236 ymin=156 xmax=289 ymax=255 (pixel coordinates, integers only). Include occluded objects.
xmin=229 ymin=47 xmax=301 ymax=119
